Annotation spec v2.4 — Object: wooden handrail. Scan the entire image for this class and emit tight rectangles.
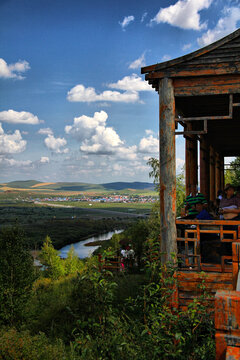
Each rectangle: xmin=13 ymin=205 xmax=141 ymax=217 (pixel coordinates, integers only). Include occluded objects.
xmin=176 ymin=219 xmax=240 ymax=272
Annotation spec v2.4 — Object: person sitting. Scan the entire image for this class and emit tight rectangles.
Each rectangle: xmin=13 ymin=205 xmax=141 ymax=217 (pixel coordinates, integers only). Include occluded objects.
xmin=219 ymin=184 xmax=240 ymax=220
xmin=183 ymin=186 xmax=207 ymax=219
xmin=195 ymin=200 xmax=212 ymax=220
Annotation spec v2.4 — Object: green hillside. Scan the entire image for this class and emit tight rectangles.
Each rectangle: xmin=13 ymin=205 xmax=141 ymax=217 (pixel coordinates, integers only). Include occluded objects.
xmin=6 ymin=180 xmax=42 ymax=188
xmin=35 ymin=182 xmax=106 ymax=191
xmin=3 ymin=180 xmax=155 ymax=193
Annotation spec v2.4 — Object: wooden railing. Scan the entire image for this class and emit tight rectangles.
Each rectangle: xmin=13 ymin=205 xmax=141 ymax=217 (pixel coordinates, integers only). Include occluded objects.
xmin=98 ymin=254 xmax=122 ymax=272
xmin=176 ymin=219 xmax=240 ymax=273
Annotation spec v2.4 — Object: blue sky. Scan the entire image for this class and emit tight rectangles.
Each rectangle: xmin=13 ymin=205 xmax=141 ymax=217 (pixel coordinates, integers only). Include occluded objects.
xmin=0 ymin=0 xmax=239 ymax=183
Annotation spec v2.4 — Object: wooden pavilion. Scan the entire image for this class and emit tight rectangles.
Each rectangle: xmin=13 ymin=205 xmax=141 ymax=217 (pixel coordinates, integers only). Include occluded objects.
xmin=142 ymin=28 xmax=240 ymax=359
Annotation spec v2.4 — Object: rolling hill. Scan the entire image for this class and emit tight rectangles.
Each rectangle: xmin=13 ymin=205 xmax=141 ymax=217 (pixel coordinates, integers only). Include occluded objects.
xmin=0 ymin=180 xmax=155 ymax=193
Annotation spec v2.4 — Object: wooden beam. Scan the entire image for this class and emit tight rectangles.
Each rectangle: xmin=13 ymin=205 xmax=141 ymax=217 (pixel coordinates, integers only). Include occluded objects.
xmin=200 ymin=135 xmax=210 ymax=200
xmin=173 ymin=75 xmax=240 ymax=96
xmin=159 ymin=78 xmax=177 ymax=263
xmin=145 ymin=62 xmax=240 ymax=81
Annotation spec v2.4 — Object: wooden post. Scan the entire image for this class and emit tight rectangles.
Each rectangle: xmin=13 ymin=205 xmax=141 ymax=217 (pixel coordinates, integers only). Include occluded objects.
xmin=215 ymin=152 xmax=221 ymax=198
xmin=159 ymin=78 xmax=177 ymax=263
xmin=210 ymin=146 xmax=216 ymax=202
xmin=220 ymin=155 xmax=225 ymax=190
xmin=185 ymin=125 xmax=198 ymax=196
xmin=200 ymin=135 xmax=209 ymax=200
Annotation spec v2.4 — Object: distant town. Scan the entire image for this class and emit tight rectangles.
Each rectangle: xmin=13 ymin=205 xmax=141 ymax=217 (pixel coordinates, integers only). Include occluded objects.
xmin=18 ymin=194 xmax=158 ymax=204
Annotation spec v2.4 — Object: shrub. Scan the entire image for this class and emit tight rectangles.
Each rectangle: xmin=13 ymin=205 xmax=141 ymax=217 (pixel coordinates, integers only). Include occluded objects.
xmin=26 ymin=275 xmax=79 ymax=342
xmin=0 ymin=328 xmax=74 ymax=360
xmin=72 ymin=252 xmax=215 ymax=360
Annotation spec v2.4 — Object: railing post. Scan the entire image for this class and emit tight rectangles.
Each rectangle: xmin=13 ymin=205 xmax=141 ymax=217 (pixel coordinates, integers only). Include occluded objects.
xmin=98 ymin=253 xmax=102 ymax=272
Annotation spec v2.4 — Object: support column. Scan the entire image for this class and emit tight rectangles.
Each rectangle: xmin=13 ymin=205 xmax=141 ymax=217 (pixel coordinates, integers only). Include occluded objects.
xmin=220 ymin=155 xmax=225 ymax=190
xmin=210 ymin=146 xmax=216 ymax=202
xmin=159 ymin=78 xmax=177 ymax=263
xmin=200 ymin=135 xmax=209 ymax=200
xmin=215 ymin=152 xmax=221 ymax=198
xmin=185 ymin=124 xmax=198 ymax=196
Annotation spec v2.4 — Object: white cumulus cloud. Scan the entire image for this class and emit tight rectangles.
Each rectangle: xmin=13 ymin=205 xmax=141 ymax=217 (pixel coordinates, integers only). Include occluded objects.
xmin=150 ymin=0 xmax=213 ymax=30
xmin=197 ymin=6 xmax=240 ymax=47
xmin=182 ymin=43 xmax=192 ymax=51
xmin=145 ymin=129 xmax=154 ymax=136
xmin=0 ymin=110 xmax=40 ymax=125
xmin=119 ymin=15 xmax=135 ymax=30
xmin=129 ymin=53 xmax=146 ymax=69
xmin=66 ymin=110 xmax=137 ymax=159
xmin=67 ymin=74 xmax=152 ymax=103
xmin=108 ymin=73 xmax=153 ymax=92
xmin=116 ymin=145 xmax=137 ymax=160
xmin=80 ymin=125 xmax=124 ymax=155
xmin=0 ymin=158 xmax=32 ymax=167
xmin=40 ymin=156 xmax=50 ymax=163
xmin=38 ymin=128 xmax=53 ymax=136
xmin=0 ymin=58 xmax=30 ymax=80
xmin=65 ymin=110 xmax=108 ymax=140
xmin=0 ymin=123 xmax=26 ymax=155
xmin=138 ymin=135 xmax=159 ymax=154
xmin=0 ymin=155 xmax=51 ymax=168
xmin=44 ymin=134 xmax=69 ymax=154
xmin=141 ymin=12 xmax=148 ymax=23
xmin=67 ymin=84 xmax=139 ymax=103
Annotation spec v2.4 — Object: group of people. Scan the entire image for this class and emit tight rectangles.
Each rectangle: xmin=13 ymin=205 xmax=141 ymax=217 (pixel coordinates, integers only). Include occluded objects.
xmin=182 ymin=183 xmax=240 ymax=221
xmin=120 ymin=245 xmax=135 ymax=270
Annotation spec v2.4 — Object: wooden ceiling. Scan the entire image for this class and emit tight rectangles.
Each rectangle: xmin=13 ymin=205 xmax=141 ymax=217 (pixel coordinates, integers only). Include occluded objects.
xmin=142 ymin=28 xmax=240 ymax=157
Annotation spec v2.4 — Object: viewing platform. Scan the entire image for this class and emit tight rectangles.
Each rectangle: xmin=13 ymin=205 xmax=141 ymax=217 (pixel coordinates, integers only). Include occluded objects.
xmin=142 ymin=27 xmax=240 ymax=359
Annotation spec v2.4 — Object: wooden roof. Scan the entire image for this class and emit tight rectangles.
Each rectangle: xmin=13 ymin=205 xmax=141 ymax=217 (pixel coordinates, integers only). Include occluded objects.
xmin=142 ymin=28 xmax=240 ymax=92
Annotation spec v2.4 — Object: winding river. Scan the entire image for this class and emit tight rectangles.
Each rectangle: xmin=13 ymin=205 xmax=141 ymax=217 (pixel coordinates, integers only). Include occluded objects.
xmin=59 ymin=230 xmax=123 ymax=259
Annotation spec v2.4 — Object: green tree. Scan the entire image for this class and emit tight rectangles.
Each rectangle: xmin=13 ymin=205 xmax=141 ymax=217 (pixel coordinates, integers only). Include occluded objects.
xmin=176 ymin=170 xmax=186 ymax=216
xmin=39 ymin=235 xmax=65 ymax=279
xmin=0 ymin=226 xmax=35 ymax=325
xmin=147 ymin=157 xmax=185 ymax=216
xmin=226 ymin=157 xmax=240 ymax=186
xmin=65 ymin=245 xmax=81 ymax=275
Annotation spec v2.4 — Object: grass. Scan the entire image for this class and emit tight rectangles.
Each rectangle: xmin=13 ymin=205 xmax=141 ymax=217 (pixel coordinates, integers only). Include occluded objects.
xmin=38 ymin=201 xmax=152 ymax=214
